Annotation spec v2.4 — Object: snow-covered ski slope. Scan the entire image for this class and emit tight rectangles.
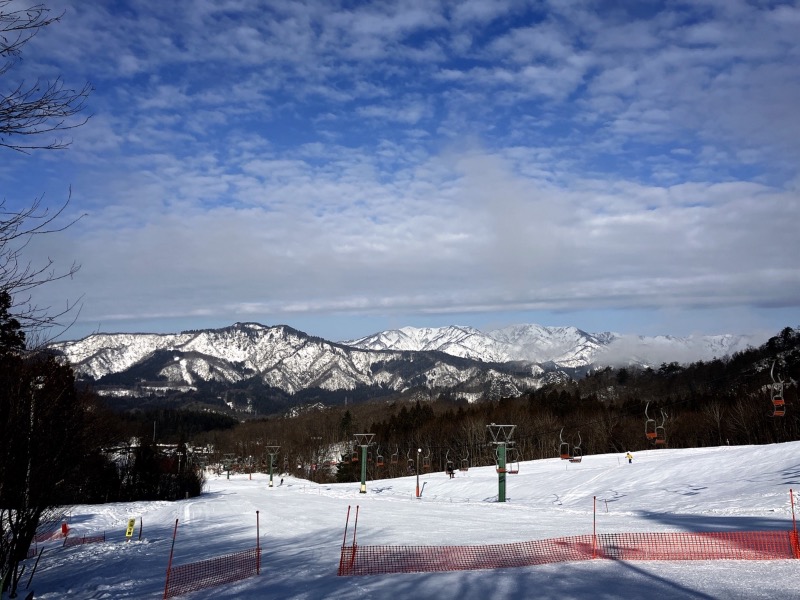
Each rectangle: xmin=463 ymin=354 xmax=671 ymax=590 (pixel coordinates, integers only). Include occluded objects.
xmin=27 ymin=442 xmax=800 ymax=599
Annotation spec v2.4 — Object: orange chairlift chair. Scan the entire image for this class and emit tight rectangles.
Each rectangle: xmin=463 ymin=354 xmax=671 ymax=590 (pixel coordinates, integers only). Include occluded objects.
xmin=507 ymin=445 xmax=520 ymax=473
xmin=645 ymin=401 xmax=658 ymax=441
xmin=771 ymin=361 xmax=786 ymax=417
xmin=406 ymin=449 xmax=415 ymax=473
xmin=459 ymin=450 xmax=469 ymax=472
xmin=559 ymin=428 xmax=571 ymax=460
xmin=495 ymin=448 xmax=506 ymax=473
xmin=569 ymin=433 xmax=583 ymax=463
xmin=351 ymin=443 xmax=359 ymax=463
xmin=654 ymin=410 xmax=667 ymax=446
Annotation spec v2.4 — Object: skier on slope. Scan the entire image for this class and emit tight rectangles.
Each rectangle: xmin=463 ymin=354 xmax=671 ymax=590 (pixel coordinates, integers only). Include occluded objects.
xmin=625 ymin=452 xmax=633 ymax=464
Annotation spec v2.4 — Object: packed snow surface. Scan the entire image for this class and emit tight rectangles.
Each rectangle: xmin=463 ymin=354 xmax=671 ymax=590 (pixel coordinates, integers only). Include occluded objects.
xmin=25 ymin=442 xmax=800 ymax=599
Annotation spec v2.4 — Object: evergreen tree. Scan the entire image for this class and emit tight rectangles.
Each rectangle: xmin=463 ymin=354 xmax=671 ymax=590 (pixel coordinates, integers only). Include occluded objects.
xmin=0 ymin=290 xmax=24 ymax=351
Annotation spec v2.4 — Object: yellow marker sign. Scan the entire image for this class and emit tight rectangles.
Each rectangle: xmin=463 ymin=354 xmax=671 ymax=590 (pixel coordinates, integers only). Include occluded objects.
xmin=125 ymin=518 xmax=136 ymax=539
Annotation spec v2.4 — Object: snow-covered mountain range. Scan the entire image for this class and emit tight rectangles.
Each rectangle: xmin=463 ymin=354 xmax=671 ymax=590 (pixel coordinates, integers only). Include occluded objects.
xmin=343 ymin=324 xmax=759 ymax=368
xmin=50 ymin=322 xmax=762 ymax=402
xmin=343 ymin=324 xmax=617 ymax=368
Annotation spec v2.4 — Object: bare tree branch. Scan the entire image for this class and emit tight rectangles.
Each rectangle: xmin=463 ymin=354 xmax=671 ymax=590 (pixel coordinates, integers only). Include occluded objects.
xmin=0 ymin=191 xmax=86 ymax=335
xmin=0 ymin=77 xmax=92 ymax=151
xmin=1 ymin=1 xmax=93 ymax=152
xmin=0 ymin=2 xmax=61 ymax=68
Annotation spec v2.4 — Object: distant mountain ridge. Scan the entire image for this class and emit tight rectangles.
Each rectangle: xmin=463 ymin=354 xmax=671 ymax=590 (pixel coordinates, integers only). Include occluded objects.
xmin=343 ymin=324 xmax=759 ymax=368
xmin=50 ymin=323 xmax=544 ymax=404
xmin=49 ymin=322 xmax=761 ymax=407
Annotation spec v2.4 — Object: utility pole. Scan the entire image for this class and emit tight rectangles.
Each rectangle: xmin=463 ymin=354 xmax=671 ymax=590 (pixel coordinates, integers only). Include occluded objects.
xmin=353 ymin=433 xmax=374 ymax=494
xmin=487 ymin=423 xmax=516 ymax=503
xmin=266 ymin=442 xmax=280 ymax=488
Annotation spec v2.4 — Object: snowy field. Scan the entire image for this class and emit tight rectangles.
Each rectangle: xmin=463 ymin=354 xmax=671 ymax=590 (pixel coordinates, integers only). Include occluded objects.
xmin=21 ymin=442 xmax=800 ymax=599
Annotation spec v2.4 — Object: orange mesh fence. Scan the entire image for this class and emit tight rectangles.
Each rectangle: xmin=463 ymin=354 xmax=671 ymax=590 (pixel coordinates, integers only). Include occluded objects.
xmin=33 ymin=530 xmax=61 ymax=543
xmin=63 ymin=532 xmax=106 ymax=548
xmin=339 ymin=531 xmax=798 ymax=576
xmin=164 ymin=547 xmax=261 ymax=599
xmin=338 ymin=535 xmax=595 ymax=576
xmin=597 ymin=531 xmax=795 ymax=561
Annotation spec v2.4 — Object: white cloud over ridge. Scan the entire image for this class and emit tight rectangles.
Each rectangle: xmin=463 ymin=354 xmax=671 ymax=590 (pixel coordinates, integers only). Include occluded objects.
xmin=2 ymin=0 xmax=798 ymax=342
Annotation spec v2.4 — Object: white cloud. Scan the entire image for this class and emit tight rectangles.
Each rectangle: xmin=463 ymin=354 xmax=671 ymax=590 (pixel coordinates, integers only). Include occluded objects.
xmin=4 ymin=0 xmax=798 ymax=342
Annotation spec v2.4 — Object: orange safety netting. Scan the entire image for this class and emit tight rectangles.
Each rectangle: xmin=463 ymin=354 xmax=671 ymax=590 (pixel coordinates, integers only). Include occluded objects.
xmin=338 ymin=531 xmax=799 ymax=576
xmin=596 ymin=531 xmax=795 ymax=561
xmin=63 ymin=533 xmax=106 ymax=548
xmin=33 ymin=530 xmax=62 ymax=543
xmin=163 ymin=547 xmax=261 ymax=599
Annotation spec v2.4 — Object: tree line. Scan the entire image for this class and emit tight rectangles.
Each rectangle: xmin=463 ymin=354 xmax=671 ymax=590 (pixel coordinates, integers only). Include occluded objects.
xmin=193 ymin=327 xmax=798 ymax=485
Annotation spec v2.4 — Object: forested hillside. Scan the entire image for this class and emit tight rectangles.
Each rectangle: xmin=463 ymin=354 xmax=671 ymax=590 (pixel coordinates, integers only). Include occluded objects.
xmin=192 ymin=327 xmax=799 ymax=482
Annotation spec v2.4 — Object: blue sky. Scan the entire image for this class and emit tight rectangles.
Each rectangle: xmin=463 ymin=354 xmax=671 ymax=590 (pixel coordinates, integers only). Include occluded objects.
xmin=2 ymin=0 xmax=799 ymax=342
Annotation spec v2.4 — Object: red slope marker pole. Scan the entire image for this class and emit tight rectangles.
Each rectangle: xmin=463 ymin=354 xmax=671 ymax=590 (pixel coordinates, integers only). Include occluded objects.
xmin=338 ymin=506 xmax=352 ymax=576
xmin=593 ymin=496 xmax=597 ymax=559
xmin=341 ymin=506 xmax=351 ymax=548
xmin=163 ymin=519 xmax=179 ymax=600
xmin=349 ymin=506 xmax=360 ymax=572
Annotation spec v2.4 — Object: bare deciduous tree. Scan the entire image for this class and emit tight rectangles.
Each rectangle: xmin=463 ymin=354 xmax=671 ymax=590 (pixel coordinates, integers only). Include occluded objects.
xmin=2 ymin=1 xmax=89 ymax=332
xmin=1 ymin=2 xmax=91 ymax=595
xmin=702 ymin=400 xmax=726 ymax=446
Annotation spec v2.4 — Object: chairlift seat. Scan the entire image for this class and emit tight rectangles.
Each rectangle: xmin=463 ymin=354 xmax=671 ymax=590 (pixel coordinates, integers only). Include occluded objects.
xmin=559 ymin=442 xmax=571 ymax=460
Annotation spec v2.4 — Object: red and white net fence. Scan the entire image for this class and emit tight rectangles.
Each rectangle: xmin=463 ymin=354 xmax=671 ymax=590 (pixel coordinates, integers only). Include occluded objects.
xmin=337 ymin=500 xmax=800 ymax=577
xmin=163 ymin=547 xmax=261 ymax=599
xmin=162 ymin=512 xmax=262 ymax=599
xmin=63 ymin=532 xmax=106 ymax=548
xmin=338 ymin=531 xmax=799 ymax=576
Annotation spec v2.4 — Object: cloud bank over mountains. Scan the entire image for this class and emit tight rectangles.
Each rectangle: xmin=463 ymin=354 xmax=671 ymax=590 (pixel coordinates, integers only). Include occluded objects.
xmin=3 ymin=1 xmax=798 ymax=342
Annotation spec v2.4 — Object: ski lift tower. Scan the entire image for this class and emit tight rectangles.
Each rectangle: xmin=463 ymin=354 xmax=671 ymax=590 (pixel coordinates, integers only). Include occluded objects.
xmin=487 ymin=423 xmax=516 ymax=503
xmin=266 ymin=442 xmax=280 ymax=488
xmin=353 ymin=433 xmax=375 ymax=494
